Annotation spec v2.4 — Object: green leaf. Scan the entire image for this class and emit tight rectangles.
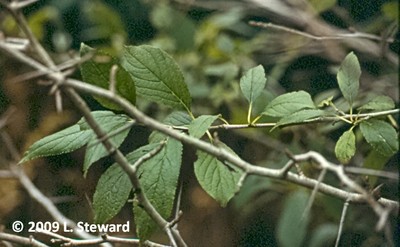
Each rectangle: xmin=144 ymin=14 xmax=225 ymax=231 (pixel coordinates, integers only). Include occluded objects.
xmin=19 ymin=125 xmax=92 ymax=164
xmin=188 ymin=115 xmax=219 ymax=139
xmin=358 ymin=95 xmax=395 ymax=111
xmin=149 ymin=111 xmax=192 ymax=143
xmin=93 ymin=143 xmax=161 ymax=224
xmin=337 ymin=52 xmax=361 ymax=105
xmin=134 ymin=138 xmax=183 ymax=240
xmin=93 ymin=164 xmax=130 ymax=224
xmin=80 ymin=43 xmax=136 ymax=110
xmin=273 ymin=109 xmax=326 ymax=130
xmin=121 ymin=45 xmax=191 ymax=111
xmin=360 ymin=119 xmax=398 ymax=157
xmin=239 ymin=65 xmax=267 ymax=105
xmin=194 ymin=143 xmax=243 ymax=207
xmin=334 ymin=129 xmax=356 ymax=164
xmin=262 ymin=91 xmax=315 ymax=117
xmin=277 ymin=191 xmax=310 ymax=247
xmin=82 ymin=111 xmax=132 ymax=176
xmin=363 ymin=150 xmax=392 ymax=187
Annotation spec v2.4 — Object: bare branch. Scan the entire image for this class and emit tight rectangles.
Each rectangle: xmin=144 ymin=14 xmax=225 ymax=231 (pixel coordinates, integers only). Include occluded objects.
xmin=37 ymin=231 xmax=169 ymax=247
xmin=249 ymin=21 xmax=397 ymax=44
xmin=109 ymin=64 xmax=118 ymax=94
xmin=335 ymin=199 xmax=350 ymax=247
xmin=0 ymin=232 xmax=49 ymax=247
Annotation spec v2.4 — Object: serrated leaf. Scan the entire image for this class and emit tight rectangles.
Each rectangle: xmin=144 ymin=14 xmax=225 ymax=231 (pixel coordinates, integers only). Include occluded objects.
xmin=337 ymin=52 xmax=361 ymax=105
xmin=277 ymin=191 xmax=310 ymax=247
xmin=239 ymin=65 xmax=267 ymax=104
xmin=273 ymin=109 xmax=326 ymax=130
xmin=93 ymin=143 xmax=161 ymax=223
xmin=360 ymin=119 xmax=398 ymax=157
xmin=194 ymin=142 xmax=243 ymax=206
xmin=358 ymin=95 xmax=395 ymax=111
xmin=262 ymin=91 xmax=316 ymax=117
xmin=82 ymin=111 xmax=132 ymax=176
xmin=121 ymin=45 xmax=191 ymax=111
xmin=335 ymin=129 xmax=356 ymax=164
xmin=19 ymin=125 xmax=92 ymax=164
xmin=80 ymin=43 xmax=135 ymax=110
xmin=149 ymin=111 xmax=192 ymax=143
xmin=134 ymin=139 xmax=183 ymax=240
xmin=93 ymin=164 xmax=130 ymax=224
xmin=188 ymin=115 xmax=219 ymax=138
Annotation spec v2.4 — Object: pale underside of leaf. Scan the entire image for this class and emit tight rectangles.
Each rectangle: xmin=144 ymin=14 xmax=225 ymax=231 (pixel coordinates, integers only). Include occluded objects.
xmin=334 ymin=129 xmax=356 ymax=164
xmin=337 ymin=52 xmax=361 ymax=105
xmin=263 ymin=91 xmax=315 ymax=117
xmin=358 ymin=95 xmax=395 ymax=111
xmin=188 ymin=115 xmax=219 ymax=139
xmin=360 ymin=119 xmax=398 ymax=157
xmin=274 ymin=109 xmax=326 ymax=130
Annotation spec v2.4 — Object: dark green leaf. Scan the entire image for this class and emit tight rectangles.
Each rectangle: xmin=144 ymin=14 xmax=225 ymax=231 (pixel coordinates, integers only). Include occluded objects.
xmin=188 ymin=115 xmax=219 ymax=138
xmin=134 ymin=139 xmax=183 ymax=240
xmin=360 ymin=119 xmax=398 ymax=157
xmin=277 ymin=191 xmax=310 ymax=247
xmin=82 ymin=111 xmax=132 ymax=176
xmin=239 ymin=65 xmax=267 ymax=104
xmin=273 ymin=109 xmax=326 ymax=130
xmin=121 ymin=45 xmax=191 ymax=111
xmin=93 ymin=164 xmax=130 ymax=223
xmin=194 ymin=142 xmax=243 ymax=206
xmin=80 ymin=43 xmax=135 ymax=110
xmin=93 ymin=143 xmax=161 ymax=224
xmin=334 ymin=129 xmax=356 ymax=164
xmin=262 ymin=91 xmax=315 ymax=117
xmin=337 ymin=52 xmax=361 ymax=105
xmin=19 ymin=125 xmax=92 ymax=164
xmin=358 ymin=95 xmax=395 ymax=111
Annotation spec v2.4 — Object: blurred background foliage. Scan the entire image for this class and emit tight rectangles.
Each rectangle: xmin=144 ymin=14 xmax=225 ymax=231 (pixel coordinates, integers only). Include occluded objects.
xmin=0 ymin=0 xmax=398 ymax=246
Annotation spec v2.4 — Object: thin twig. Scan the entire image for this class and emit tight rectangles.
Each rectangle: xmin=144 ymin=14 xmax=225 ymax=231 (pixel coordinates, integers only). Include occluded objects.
xmin=0 ymin=232 xmax=49 ymax=247
xmin=131 ymin=141 xmax=166 ymax=172
xmin=344 ymin=167 xmax=398 ymax=180
xmin=109 ymin=65 xmax=118 ymax=94
xmin=335 ymin=199 xmax=350 ymax=247
xmin=37 ymin=231 xmax=168 ymax=247
xmin=87 ymin=121 xmax=135 ymax=148
xmin=302 ymin=168 xmax=327 ymax=220
xmin=249 ymin=21 xmax=397 ymax=43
